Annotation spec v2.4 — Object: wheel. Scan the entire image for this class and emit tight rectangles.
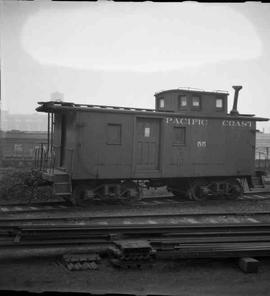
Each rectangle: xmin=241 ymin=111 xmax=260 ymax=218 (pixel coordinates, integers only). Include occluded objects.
xmin=62 ymin=196 xmax=75 ymax=206
xmin=72 ymin=184 xmax=92 ymax=206
xmin=121 ymin=181 xmax=141 ymax=200
xmin=170 ymin=189 xmax=187 ymax=199
xmin=226 ymin=179 xmax=243 ymax=200
xmin=187 ymin=180 xmax=209 ymax=201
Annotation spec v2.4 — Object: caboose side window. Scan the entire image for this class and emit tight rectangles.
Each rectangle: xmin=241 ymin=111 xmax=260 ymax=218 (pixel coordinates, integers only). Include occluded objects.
xmin=192 ymin=96 xmax=201 ymax=109
xmin=144 ymin=127 xmax=151 ymax=137
xmin=173 ymin=127 xmax=186 ymax=145
xmin=179 ymin=96 xmax=187 ymax=109
xmin=159 ymin=98 xmax=165 ymax=108
xmin=107 ymin=124 xmax=122 ymax=145
xmin=216 ymin=98 xmax=223 ymax=110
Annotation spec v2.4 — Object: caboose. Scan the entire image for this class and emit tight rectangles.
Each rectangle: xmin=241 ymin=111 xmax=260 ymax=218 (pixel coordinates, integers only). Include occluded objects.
xmin=35 ymin=86 xmax=268 ymax=204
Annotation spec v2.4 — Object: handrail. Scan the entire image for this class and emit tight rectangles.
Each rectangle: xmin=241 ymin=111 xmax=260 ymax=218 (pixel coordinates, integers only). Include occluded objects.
xmin=255 ymin=147 xmax=270 ymax=170
xmin=34 ymin=139 xmax=75 ymax=176
xmin=34 ymin=143 xmax=49 ymax=172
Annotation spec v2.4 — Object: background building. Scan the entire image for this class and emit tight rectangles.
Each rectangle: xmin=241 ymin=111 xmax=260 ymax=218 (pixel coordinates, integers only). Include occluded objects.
xmin=256 ymin=131 xmax=270 ymax=171
xmin=1 ymin=111 xmax=47 ymax=132
xmin=0 ymin=130 xmax=47 ymax=168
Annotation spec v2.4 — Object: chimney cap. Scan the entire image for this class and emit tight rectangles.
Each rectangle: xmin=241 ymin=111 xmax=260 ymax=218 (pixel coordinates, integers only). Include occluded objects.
xmin=232 ymin=85 xmax=243 ymax=91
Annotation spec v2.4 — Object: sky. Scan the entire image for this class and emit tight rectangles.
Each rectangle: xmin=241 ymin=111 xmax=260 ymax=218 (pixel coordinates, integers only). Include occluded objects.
xmin=1 ymin=1 xmax=270 ymax=131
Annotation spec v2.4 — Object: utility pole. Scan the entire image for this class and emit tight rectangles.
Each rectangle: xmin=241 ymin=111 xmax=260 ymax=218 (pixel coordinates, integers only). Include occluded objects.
xmin=0 ymin=58 xmax=2 ymax=167
xmin=266 ymin=147 xmax=270 ymax=171
xmin=0 ymin=58 xmax=1 ymax=130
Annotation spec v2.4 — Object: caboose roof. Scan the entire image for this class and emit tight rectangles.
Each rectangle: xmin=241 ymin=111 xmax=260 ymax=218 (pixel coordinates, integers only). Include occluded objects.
xmin=36 ymin=101 xmax=268 ymax=122
xmin=155 ymin=87 xmax=229 ymax=97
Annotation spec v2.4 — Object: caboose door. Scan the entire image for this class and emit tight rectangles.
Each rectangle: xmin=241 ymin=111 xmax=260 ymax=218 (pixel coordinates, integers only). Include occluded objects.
xmin=135 ymin=118 xmax=161 ymax=171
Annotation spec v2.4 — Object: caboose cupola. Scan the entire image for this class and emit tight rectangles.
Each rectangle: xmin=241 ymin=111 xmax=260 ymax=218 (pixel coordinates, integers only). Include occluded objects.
xmin=155 ymin=87 xmax=228 ymax=116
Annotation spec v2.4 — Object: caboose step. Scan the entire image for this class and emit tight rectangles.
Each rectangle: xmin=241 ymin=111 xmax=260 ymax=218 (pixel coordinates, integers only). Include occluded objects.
xmin=54 ymin=192 xmax=72 ymax=196
xmin=53 ymin=182 xmax=71 ymax=195
xmin=251 ymin=176 xmax=264 ymax=188
xmin=42 ymin=169 xmax=70 ymax=183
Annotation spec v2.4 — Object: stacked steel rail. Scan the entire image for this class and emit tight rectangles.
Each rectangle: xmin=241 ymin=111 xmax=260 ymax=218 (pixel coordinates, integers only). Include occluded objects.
xmin=1 ymin=211 xmax=270 ymax=260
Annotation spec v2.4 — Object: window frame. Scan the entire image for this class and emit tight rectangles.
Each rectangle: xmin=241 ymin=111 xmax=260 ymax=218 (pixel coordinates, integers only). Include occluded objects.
xmin=106 ymin=123 xmax=122 ymax=145
xmin=178 ymin=95 xmax=188 ymax=110
xmin=144 ymin=126 xmax=151 ymax=137
xmin=158 ymin=97 xmax=165 ymax=109
xmin=215 ymin=97 xmax=224 ymax=111
xmin=191 ymin=96 xmax=201 ymax=110
xmin=172 ymin=126 xmax=186 ymax=146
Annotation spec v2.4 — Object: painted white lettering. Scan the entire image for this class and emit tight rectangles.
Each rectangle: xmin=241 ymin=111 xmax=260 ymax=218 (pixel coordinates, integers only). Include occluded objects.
xmin=192 ymin=119 xmax=199 ymax=125
xmin=165 ymin=117 xmax=173 ymax=124
xmin=165 ymin=117 xmax=208 ymax=127
xmin=197 ymin=141 xmax=207 ymax=148
xmin=222 ymin=120 xmax=252 ymax=128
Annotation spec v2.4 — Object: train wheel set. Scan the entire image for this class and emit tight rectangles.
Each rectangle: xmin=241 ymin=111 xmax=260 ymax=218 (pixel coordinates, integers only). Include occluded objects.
xmin=71 ymin=180 xmax=141 ymax=205
xmin=186 ymin=178 xmax=243 ymax=201
xmin=70 ymin=178 xmax=244 ymax=205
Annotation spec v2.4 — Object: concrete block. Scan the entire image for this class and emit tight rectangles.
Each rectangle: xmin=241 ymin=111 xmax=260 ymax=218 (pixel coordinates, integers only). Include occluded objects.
xmin=238 ymin=257 xmax=259 ymax=273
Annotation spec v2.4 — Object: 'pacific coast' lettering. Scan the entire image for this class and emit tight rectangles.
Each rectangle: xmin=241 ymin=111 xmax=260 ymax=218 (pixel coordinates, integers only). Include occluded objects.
xmin=222 ymin=120 xmax=252 ymax=128
xmin=165 ymin=117 xmax=208 ymax=127
xmin=165 ymin=117 xmax=252 ymax=128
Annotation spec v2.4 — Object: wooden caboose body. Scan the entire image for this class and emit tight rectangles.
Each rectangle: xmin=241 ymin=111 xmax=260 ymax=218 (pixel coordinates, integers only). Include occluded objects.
xmin=36 ymin=86 xmax=268 ymax=203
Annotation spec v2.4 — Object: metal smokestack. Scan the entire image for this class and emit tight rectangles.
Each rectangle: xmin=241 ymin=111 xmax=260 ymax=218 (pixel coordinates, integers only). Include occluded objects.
xmin=230 ymin=85 xmax=242 ymax=115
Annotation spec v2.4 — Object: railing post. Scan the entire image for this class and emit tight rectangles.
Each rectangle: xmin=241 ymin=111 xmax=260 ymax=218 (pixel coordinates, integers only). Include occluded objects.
xmin=37 ymin=147 xmax=40 ymax=170
xmin=40 ymin=143 xmax=43 ymax=171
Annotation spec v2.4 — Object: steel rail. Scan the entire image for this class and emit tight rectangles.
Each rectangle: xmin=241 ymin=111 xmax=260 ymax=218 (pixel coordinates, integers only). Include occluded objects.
xmin=1 ymin=236 xmax=270 ymax=249
xmin=1 ymin=222 xmax=270 ymax=250
xmin=145 ymin=192 xmax=270 ymax=200
xmin=1 ymin=230 xmax=270 ymax=246
xmin=0 ymin=215 xmax=270 ymax=231
xmin=1 ymin=222 xmax=270 ymax=259
xmin=3 ymin=221 xmax=270 ymax=233
xmin=0 ymin=191 xmax=269 ymax=215
xmin=1 ymin=231 xmax=270 ymax=260
xmin=2 ymin=241 xmax=270 ymax=260
xmin=1 ymin=224 xmax=270 ymax=245
xmin=1 ymin=209 xmax=270 ymax=223
xmin=243 ymin=191 xmax=270 ymax=195
xmin=0 ymin=201 xmax=67 ymax=208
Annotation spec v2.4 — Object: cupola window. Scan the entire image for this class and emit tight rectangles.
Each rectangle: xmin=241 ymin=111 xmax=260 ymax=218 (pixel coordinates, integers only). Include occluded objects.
xmin=216 ymin=98 xmax=224 ymax=110
xmin=192 ymin=96 xmax=201 ymax=109
xmin=159 ymin=98 xmax=165 ymax=108
xmin=179 ymin=96 xmax=187 ymax=109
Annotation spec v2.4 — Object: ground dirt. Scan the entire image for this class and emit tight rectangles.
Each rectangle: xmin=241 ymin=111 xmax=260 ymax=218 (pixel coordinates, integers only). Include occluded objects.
xmin=0 ymin=257 xmax=270 ymax=296
xmin=1 ymin=181 xmax=270 ymax=295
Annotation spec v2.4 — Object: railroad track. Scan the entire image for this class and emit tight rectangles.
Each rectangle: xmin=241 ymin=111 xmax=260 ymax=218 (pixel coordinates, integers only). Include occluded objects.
xmin=141 ymin=191 xmax=270 ymax=205
xmin=0 ymin=201 xmax=69 ymax=214
xmin=1 ymin=191 xmax=270 ymax=214
xmin=1 ymin=211 xmax=270 ymax=228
